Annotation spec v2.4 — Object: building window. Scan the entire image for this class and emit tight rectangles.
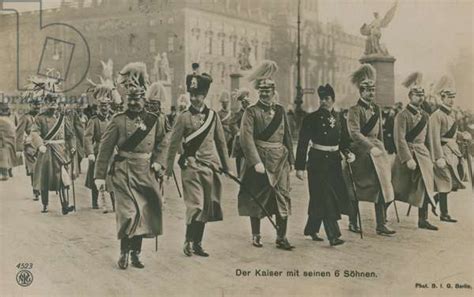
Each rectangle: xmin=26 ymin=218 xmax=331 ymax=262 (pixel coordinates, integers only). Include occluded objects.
xmin=233 ymin=39 xmax=237 ymax=57
xmin=168 ymin=36 xmax=174 ymax=52
xmin=208 ymin=35 xmax=213 ymax=54
xmin=221 ymin=38 xmax=225 ymax=56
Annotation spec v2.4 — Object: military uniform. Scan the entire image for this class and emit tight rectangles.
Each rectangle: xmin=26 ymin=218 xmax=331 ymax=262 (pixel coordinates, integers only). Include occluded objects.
xmin=296 ymin=85 xmax=354 ymax=244
xmin=16 ymin=109 xmax=40 ymax=197
xmin=218 ymin=108 xmax=234 ymax=155
xmin=84 ymin=111 xmax=114 ymax=209
xmin=392 ymin=104 xmax=437 ymax=229
xmin=31 ymin=109 xmax=75 ymax=213
xmin=0 ymin=104 xmax=16 ymax=181
xmin=430 ymin=103 xmax=466 ymax=222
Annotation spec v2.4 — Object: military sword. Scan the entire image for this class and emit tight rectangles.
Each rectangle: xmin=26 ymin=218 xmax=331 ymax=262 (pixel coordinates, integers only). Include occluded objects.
xmin=194 ymin=158 xmax=279 ymax=232
xmin=345 ymin=161 xmax=364 ymax=239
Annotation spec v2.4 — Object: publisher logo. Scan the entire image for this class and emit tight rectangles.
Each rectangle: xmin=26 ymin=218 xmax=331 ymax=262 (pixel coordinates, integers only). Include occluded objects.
xmin=16 ymin=270 xmax=33 ymax=287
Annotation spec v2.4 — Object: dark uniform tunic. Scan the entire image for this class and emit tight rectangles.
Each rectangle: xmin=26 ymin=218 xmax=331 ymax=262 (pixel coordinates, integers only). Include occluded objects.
xmin=94 ymin=110 xmax=168 ymax=239
xmin=238 ymin=101 xmax=294 ymax=218
xmin=218 ymin=109 xmax=234 ymax=155
xmin=295 ymin=108 xmax=353 ymax=221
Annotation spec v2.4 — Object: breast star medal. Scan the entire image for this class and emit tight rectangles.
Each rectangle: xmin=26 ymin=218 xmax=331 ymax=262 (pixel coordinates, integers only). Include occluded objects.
xmin=329 ymin=116 xmax=336 ymax=128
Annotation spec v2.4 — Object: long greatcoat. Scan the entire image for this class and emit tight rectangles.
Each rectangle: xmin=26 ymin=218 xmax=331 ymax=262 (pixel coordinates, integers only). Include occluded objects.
xmin=95 ymin=110 xmax=168 ymax=239
xmin=31 ymin=111 xmax=74 ymax=192
xmin=84 ymin=113 xmax=113 ymax=191
xmin=346 ymin=99 xmax=394 ymax=204
xmin=238 ymin=101 xmax=295 ymax=218
xmin=16 ymin=112 xmax=38 ymax=175
xmin=429 ymin=105 xmax=465 ymax=193
xmin=0 ymin=116 xmax=17 ymax=170
xmin=295 ymin=108 xmax=353 ymax=220
xmin=166 ymin=105 xmax=230 ymax=225
xmin=392 ymin=105 xmax=435 ymax=207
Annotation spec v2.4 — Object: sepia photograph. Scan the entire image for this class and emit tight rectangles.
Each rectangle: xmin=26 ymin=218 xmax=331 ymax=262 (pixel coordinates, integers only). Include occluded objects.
xmin=0 ymin=0 xmax=473 ymax=296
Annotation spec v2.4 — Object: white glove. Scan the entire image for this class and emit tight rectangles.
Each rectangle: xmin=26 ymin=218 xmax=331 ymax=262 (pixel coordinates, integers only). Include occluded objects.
xmin=94 ymin=179 xmax=106 ymax=191
xmin=152 ymin=162 xmax=164 ymax=176
xmin=436 ymin=158 xmax=446 ymax=169
xmin=296 ymin=170 xmax=305 ymax=181
xmin=254 ymin=162 xmax=266 ymax=174
xmin=347 ymin=153 xmax=356 ymax=163
xmin=406 ymin=159 xmax=417 ymax=170
xmin=88 ymin=154 xmax=96 ymax=162
xmin=462 ymin=132 xmax=472 ymax=141
xmin=370 ymin=147 xmax=383 ymax=157
xmin=16 ymin=152 xmax=23 ymax=159
xmin=39 ymin=145 xmax=47 ymax=153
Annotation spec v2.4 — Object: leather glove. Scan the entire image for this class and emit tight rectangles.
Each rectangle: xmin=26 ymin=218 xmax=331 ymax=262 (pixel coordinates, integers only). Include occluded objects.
xmin=39 ymin=145 xmax=47 ymax=153
xmin=88 ymin=154 xmax=96 ymax=162
xmin=436 ymin=158 xmax=446 ymax=169
xmin=296 ymin=170 xmax=305 ymax=181
xmin=94 ymin=179 xmax=106 ymax=191
xmin=152 ymin=162 xmax=164 ymax=177
xmin=370 ymin=147 xmax=383 ymax=157
xmin=254 ymin=162 xmax=265 ymax=174
xmin=347 ymin=153 xmax=356 ymax=163
xmin=406 ymin=159 xmax=417 ymax=170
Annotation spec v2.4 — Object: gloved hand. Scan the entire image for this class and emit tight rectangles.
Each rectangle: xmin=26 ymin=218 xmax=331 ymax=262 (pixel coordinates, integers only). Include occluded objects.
xmin=436 ymin=158 xmax=446 ymax=169
xmin=254 ymin=162 xmax=265 ymax=174
xmin=406 ymin=159 xmax=417 ymax=170
xmin=296 ymin=170 xmax=305 ymax=181
xmin=88 ymin=154 xmax=96 ymax=162
xmin=462 ymin=132 xmax=472 ymax=141
xmin=152 ymin=162 xmax=164 ymax=177
xmin=71 ymin=147 xmax=76 ymax=154
xmin=370 ymin=147 xmax=383 ymax=157
xmin=39 ymin=145 xmax=47 ymax=154
xmin=94 ymin=179 xmax=106 ymax=191
xmin=347 ymin=152 xmax=356 ymax=163
xmin=16 ymin=152 xmax=23 ymax=159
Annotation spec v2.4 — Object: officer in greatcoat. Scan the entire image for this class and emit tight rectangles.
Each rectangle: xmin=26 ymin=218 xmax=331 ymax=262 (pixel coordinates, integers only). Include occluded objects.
xmin=429 ymin=76 xmax=471 ymax=223
xmin=230 ymin=88 xmax=251 ymax=177
xmin=392 ymin=72 xmax=438 ymax=230
xmin=295 ymin=84 xmax=356 ymax=246
xmin=346 ymin=64 xmax=396 ymax=236
xmin=94 ymin=62 xmax=168 ymax=270
xmin=84 ymin=83 xmax=117 ymax=212
xmin=217 ymin=91 xmax=234 ymax=156
xmin=16 ymin=97 xmax=41 ymax=199
xmin=166 ymin=71 xmax=230 ymax=257
xmin=238 ymin=60 xmax=295 ymax=250
xmin=0 ymin=101 xmax=17 ymax=181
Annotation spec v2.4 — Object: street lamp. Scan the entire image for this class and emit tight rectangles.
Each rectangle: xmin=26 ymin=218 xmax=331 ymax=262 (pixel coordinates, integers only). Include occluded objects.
xmin=294 ymin=0 xmax=304 ymax=130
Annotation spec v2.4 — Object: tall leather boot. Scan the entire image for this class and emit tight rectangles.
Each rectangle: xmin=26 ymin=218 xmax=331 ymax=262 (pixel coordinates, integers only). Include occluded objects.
xmin=91 ymin=188 xmax=99 ymax=209
xmin=193 ymin=222 xmax=209 ymax=257
xmin=183 ymin=222 xmax=195 ymax=256
xmin=375 ymin=202 xmax=396 ymax=235
xmin=118 ymin=238 xmax=130 ymax=270
xmin=130 ymin=236 xmax=144 ymax=268
xmin=275 ymin=216 xmax=294 ymax=250
xmin=348 ymin=200 xmax=361 ymax=233
xmin=250 ymin=217 xmax=263 ymax=247
xmin=41 ymin=190 xmax=49 ymax=213
xmin=439 ymin=193 xmax=457 ymax=222
xmin=418 ymin=200 xmax=438 ymax=230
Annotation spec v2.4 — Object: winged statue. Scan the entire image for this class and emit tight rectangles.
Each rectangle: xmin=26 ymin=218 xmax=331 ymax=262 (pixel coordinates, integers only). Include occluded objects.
xmin=360 ymin=1 xmax=398 ymax=56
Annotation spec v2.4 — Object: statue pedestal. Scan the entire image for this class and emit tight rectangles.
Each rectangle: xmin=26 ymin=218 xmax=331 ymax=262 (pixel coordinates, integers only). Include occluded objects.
xmin=360 ymin=55 xmax=396 ymax=107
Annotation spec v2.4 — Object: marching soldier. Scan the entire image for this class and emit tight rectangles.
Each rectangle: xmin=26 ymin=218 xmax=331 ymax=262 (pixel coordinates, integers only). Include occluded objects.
xmin=392 ymin=72 xmax=438 ymax=230
xmin=84 ymin=83 xmax=116 ymax=212
xmin=0 ymin=101 xmax=16 ymax=181
xmin=346 ymin=64 xmax=396 ymax=236
xmin=429 ymin=76 xmax=471 ymax=223
xmin=295 ymin=84 xmax=355 ymax=246
xmin=166 ymin=71 xmax=230 ymax=257
xmin=16 ymin=97 xmax=41 ymax=199
xmin=30 ymin=79 xmax=76 ymax=214
xmin=94 ymin=62 xmax=168 ymax=270
xmin=230 ymin=88 xmax=251 ymax=177
xmin=217 ymin=91 xmax=234 ymax=156
xmin=238 ymin=60 xmax=295 ymax=250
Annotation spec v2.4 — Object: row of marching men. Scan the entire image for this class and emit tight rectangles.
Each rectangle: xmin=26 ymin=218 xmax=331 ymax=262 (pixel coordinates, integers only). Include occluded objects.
xmin=4 ymin=60 xmax=472 ymax=271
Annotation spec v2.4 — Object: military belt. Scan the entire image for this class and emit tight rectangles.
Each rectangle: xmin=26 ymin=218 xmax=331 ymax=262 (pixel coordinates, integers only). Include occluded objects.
xmin=117 ymin=151 xmax=151 ymax=159
xmin=44 ymin=139 xmax=65 ymax=145
xmin=255 ymin=140 xmax=283 ymax=148
xmin=311 ymin=143 xmax=339 ymax=152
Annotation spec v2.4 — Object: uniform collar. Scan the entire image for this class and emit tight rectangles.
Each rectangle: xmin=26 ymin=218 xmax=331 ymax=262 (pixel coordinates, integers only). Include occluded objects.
xmin=357 ymin=98 xmax=372 ymax=109
xmin=125 ymin=109 xmax=145 ymax=120
xmin=439 ymin=104 xmax=451 ymax=115
xmin=407 ymin=104 xmax=419 ymax=115
xmin=257 ymin=100 xmax=276 ymax=112
xmin=189 ymin=104 xmax=207 ymax=115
